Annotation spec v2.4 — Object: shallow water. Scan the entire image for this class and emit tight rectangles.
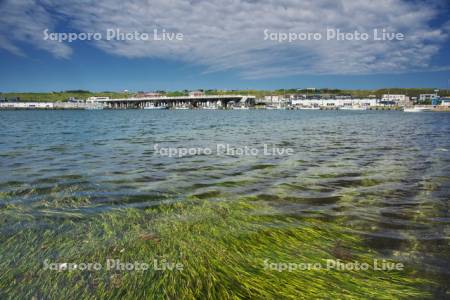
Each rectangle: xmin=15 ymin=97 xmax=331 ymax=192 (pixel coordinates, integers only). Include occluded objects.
xmin=0 ymin=110 xmax=449 ymax=298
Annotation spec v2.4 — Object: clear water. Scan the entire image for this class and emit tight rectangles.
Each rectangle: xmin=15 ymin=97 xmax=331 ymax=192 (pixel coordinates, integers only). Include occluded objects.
xmin=0 ymin=110 xmax=449 ymax=298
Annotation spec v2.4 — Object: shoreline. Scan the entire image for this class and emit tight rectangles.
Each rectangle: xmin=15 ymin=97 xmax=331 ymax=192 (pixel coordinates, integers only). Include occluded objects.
xmin=1 ymin=105 xmax=449 ymax=112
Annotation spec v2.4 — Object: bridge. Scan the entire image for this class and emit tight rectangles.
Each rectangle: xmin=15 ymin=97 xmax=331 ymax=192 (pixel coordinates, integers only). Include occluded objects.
xmin=90 ymin=95 xmax=256 ymax=109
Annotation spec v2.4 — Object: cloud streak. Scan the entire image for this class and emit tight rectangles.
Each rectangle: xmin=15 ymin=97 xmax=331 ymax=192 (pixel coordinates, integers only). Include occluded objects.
xmin=0 ymin=0 xmax=72 ymax=59
xmin=1 ymin=0 xmax=448 ymax=78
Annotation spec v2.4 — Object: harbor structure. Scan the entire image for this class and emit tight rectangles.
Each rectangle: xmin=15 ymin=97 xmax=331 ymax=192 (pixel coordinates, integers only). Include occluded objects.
xmin=0 ymin=94 xmax=253 ymax=110
xmin=86 ymin=96 xmax=110 ymax=103
xmin=86 ymin=94 xmax=254 ymax=109
xmin=2 ymin=93 xmax=449 ymax=111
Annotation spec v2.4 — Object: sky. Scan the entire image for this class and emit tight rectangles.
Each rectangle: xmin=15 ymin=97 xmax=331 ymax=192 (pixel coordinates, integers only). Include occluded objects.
xmin=0 ymin=0 xmax=450 ymax=92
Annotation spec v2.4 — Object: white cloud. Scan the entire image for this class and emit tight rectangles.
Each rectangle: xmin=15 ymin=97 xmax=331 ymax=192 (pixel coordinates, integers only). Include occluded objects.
xmin=0 ymin=0 xmax=72 ymax=59
xmin=1 ymin=0 xmax=448 ymax=78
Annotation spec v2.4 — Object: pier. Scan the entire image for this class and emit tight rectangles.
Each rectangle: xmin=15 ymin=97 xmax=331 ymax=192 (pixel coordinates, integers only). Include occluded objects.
xmin=90 ymin=95 xmax=255 ymax=109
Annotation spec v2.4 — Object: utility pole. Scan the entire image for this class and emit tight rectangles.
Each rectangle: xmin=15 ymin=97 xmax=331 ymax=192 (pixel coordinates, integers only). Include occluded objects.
xmin=447 ymin=79 xmax=450 ymax=96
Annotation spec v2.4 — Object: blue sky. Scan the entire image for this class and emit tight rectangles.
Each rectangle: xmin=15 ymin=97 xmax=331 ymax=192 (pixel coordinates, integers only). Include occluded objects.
xmin=1 ymin=0 xmax=449 ymax=92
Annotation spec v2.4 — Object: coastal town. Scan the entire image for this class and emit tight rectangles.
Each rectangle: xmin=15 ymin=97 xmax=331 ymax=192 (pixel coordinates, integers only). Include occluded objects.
xmin=1 ymin=89 xmax=449 ymax=112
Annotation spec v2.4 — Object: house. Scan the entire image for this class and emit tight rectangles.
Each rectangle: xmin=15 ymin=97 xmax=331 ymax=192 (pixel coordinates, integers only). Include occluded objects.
xmin=441 ymin=98 xmax=450 ymax=106
xmin=382 ymin=94 xmax=408 ymax=102
xmin=189 ymin=90 xmax=205 ymax=97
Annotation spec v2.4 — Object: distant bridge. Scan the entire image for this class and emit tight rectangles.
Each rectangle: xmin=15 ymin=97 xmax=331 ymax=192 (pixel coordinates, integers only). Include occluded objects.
xmin=91 ymin=95 xmax=256 ymax=109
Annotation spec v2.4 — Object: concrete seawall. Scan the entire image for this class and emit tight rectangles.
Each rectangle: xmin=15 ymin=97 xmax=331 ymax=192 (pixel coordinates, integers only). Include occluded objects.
xmin=0 ymin=102 xmax=89 ymax=109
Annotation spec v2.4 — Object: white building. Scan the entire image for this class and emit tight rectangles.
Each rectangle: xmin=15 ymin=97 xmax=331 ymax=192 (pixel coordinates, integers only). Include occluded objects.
xmin=419 ymin=94 xmax=439 ymax=101
xmin=381 ymin=94 xmax=409 ymax=102
xmin=86 ymin=96 xmax=110 ymax=103
xmin=441 ymin=98 xmax=450 ymax=106
xmin=0 ymin=102 xmax=54 ymax=109
xmin=291 ymin=98 xmax=379 ymax=107
xmin=264 ymin=95 xmax=289 ymax=103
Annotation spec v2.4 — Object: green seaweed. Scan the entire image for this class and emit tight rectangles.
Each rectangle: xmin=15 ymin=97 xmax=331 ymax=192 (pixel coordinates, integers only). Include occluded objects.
xmin=0 ymin=194 xmax=436 ymax=299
